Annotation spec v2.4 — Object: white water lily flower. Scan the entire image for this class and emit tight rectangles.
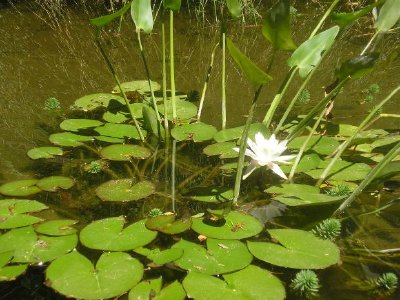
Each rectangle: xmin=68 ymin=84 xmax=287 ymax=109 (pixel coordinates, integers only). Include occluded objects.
xmin=234 ymin=132 xmax=296 ymax=180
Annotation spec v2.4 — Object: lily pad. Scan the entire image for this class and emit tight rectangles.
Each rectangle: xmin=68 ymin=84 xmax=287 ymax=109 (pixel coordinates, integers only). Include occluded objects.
xmin=0 ymin=180 xmax=41 ymax=197
xmin=128 ymin=277 xmax=162 ymax=300
xmin=27 ymin=146 xmax=63 ymax=159
xmin=155 ymin=281 xmax=186 ymax=300
xmin=49 ymin=132 xmax=93 ymax=147
xmin=247 ymin=229 xmax=340 ymax=269
xmin=147 ymin=248 xmax=184 ymax=266
xmin=36 ymin=176 xmax=74 ymax=192
xmin=95 ymin=123 xmax=146 ymax=140
xmin=203 ymin=142 xmax=239 ymax=159
xmin=288 ymin=136 xmax=340 ymax=155
xmin=183 ymin=265 xmax=285 ymax=300
xmin=306 ymin=159 xmax=371 ymax=181
xmin=113 ymin=80 xmax=161 ymax=94
xmin=46 ymin=251 xmax=143 ymax=300
xmin=71 ymin=93 xmax=125 ymax=111
xmin=191 ymin=211 xmax=263 ymax=239
xmin=157 ymin=99 xmax=197 ymax=121
xmin=0 ymin=251 xmax=28 ymax=281
xmin=35 ymin=219 xmax=78 ymax=236
xmin=80 ymin=217 xmax=157 ymax=251
xmin=59 ymin=119 xmax=103 ymax=132
xmin=173 ymin=238 xmax=252 ymax=275
xmin=94 ymin=135 xmax=124 ymax=143
xmin=188 ymin=187 xmax=233 ymax=203
xmin=145 ymin=214 xmax=192 ymax=235
xmin=171 ymin=122 xmax=217 ymax=142
xmin=0 ymin=199 xmax=47 ymax=229
xmin=0 ymin=226 xmax=77 ymax=263
xmin=96 ymin=179 xmax=155 ymax=202
xmin=100 ymin=144 xmax=151 ymax=161
xmin=281 ymin=153 xmax=322 ymax=173
xmin=213 ymin=123 xmax=269 ymax=142
xmin=103 ymin=110 xmax=129 ymax=123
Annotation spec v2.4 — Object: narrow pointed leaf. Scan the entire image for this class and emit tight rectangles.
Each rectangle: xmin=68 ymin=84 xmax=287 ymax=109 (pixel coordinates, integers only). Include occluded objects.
xmin=332 ymin=0 xmax=384 ymax=28
xmin=90 ymin=0 xmax=133 ymax=27
xmin=336 ymin=52 xmax=379 ymax=81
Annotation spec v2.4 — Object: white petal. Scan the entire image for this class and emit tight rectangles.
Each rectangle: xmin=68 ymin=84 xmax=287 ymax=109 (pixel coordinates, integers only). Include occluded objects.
xmin=233 ymin=147 xmax=240 ymax=153
xmin=242 ymin=160 xmax=258 ymax=180
xmin=276 ymin=154 xmax=297 ymax=164
xmin=267 ymin=162 xmax=288 ymax=179
xmin=255 ymin=132 xmax=266 ymax=146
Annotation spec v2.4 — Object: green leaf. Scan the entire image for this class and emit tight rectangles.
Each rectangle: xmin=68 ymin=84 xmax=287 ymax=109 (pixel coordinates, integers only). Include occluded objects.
xmin=335 ymin=53 xmax=379 ymax=81
xmin=0 ymin=180 xmax=41 ymax=197
xmin=143 ymin=105 xmax=162 ymax=137
xmin=157 ymin=99 xmax=198 ymax=121
xmin=155 ymin=281 xmax=186 ymax=300
xmin=49 ymin=132 xmax=93 ymax=147
xmin=226 ymin=0 xmax=242 ymax=19
xmin=100 ymin=144 xmax=152 ymax=161
xmin=203 ymin=142 xmax=239 ymax=159
xmin=0 ymin=251 xmax=28 ymax=281
xmin=164 ymin=0 xmax=181 ymax=11
xmin=191 ymin=211 xmax=263 ymax=239
xmin=147 ymin=248 xmax=184 ymax=266
xmin=281 ymin=153 xmax=322 ymax=173
xmin=112 ymin=80 xmax=161 ymax=94
xmin=262 ymin=0 xmax=296 ymax=50
xmin=27 ymin=146 xmax=63 ymax=160
xmin=71 ymin=93 xmax=125 ymax=111
xmin=95 ymin=123 xmax=146 ymax=140
xmin=46 ymin=251 xmax=143 ymax=299
xmin=131 ymin=0 xmax=154 ymax=33
xmin=36 ymin=176 xmax=74 ymax=192
xmin=173 ymin=238 xmax=252 ymax=275
xmin=59 ymin=119 xmax=103 ymax=132
xmin=171 ymin=122 xmax=217 ymax=142
xmin=332 ymin=0 xmax=384 ymax=28
xmin=145 ymin=214 xmax=192 ymax=235
xmin=214 ymin=123 xmax=269 ymax=142
xmin=128 ymin=278 xmax=162 ymax=300
xmin=288 ymin=136 xmax=340 ymax=155
xmin=96 ymin=179 xmax=155 ymax=202
xmin=188 ymin=187 xmax=234 ymax=203
xmin=35 ymin=219 xmax=78 ymax=236
xmin=226 ymin=38 xmax=272 ymax=86
xmin=80 ymin=217 xmax=157 ymax=251
xmin=376 ymin=0 xmax=400 ymax=32
xmin=306 ymin=159 xmax=372 ymax=181
xmin=183 ymin=265 xmax=285 ymax=300
xmin=0 ymin=199 xmax=47 ymax=229
xmin=248 ymin=229 xmax=340 ymax=269
xmin=90 ymin=0 xmax=133 ymax=27
xmin=288 ymin=26 xmax=339 ymax=78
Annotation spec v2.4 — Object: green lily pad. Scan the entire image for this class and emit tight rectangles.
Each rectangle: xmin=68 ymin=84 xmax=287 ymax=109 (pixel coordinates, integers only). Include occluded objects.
xmin=188 ymin=187 xmax=233 ymax=203
xmin=191 ymin=211 xmax=263 ymax=239
xmin=113 ymin=80 xmax=161 ymax=94
xmin=128 ymin=277 xmax=162 ymax=300
xmin=155 ymin=281 xmax=186 ymax=300
xmin=59 ymin=119 xmax=103 ymax=132
xmin=36 ymin=176 xmax=74 ymax=192
xmin=145 ymin=214 xmax=192 ymax=235
xmin=281 ymin=153 xmax=322 ymax=173
xmin=27 ymin=146 xmax=63 ymax=159
xmin=172 ymin=238 xmax=252 ymax=275
xmin=306 ymin=159 xmax=372 ymax=181
xmin=49 ymin=132 xmax=93 ymax=147
xmin=94 ymin=135 xmax=124 ymax=143
xmin=95 ymin=123 xmax=146 ymax=140
xmin=266 ymin=184 xmax=345 ymax=206
xmin=157 ymin=99 xmax=197 ymax=121
xmin=0 ymin=251 xmax=28 ymax=281
xmin=35 ymin=219 xmax=78 ymax=236
xmin=213 ymin=123 xmax=269 ymax=142
xmin=100 ymin=144 xmax=151 ymax=161
xmin=80 ymin=217 xmax=157 ymax=251
xmin=0 ymin=199 xmax=47 ymax=229
xmin=46 ymin=251 xmax=143 ymax=299
xmin=183 ymin=265 xmax=285 ymax=300
xmin=0 ymin=180 xmax=41 ymax=197
xmin=103 ymin=110 xmax=129 ymax=123
xmin=288 ymin=136 xmax=340 ymax=155
xmin=0 ymin=226 xmax=77 ymax=263
xmin=96 ymin=179 xmax=155 ymax=202
xmin=247 ymin=229 xmax=340 ymax=269
xmin=203 ymin=142 xmax=239 ymax=159
xmin=71 ymin=93 xmax=125 ymax=111
xmin=171 ymin=122 xmax=217 ymax=142
xmin=147 ymin=248 xmax=184 ymax=266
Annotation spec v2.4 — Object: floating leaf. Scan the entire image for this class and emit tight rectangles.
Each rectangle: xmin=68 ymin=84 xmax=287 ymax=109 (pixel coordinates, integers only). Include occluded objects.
xmin=0 ymin=199 xmax=47 ymax=229
xmin=59 ymin=119 xmax=103 ymax=132
xmin=306 ymin=159 xmax=371 ymax=181
xmin=46 ymin=251 xmax=143 ymax=299
xmin=96 ymin=179 xmax=155 ymax=202
xmin=113 ymin=80 xmax=161 ymax=94
xmin=0 ymin=226 xmax=77 ymax=263
xmin=131 ymin=0 xmax=154 ymax=33
xmin=281 ymin=153 xmax=322 ymax=173
xmin=94 ymin=135 xmax=124 ymax=143
xmin=90 ymin=0 xmax=132 ymax=27
xmin=376 ymin=0 xmax=400 ymax=32
xmin=248 ymin=229 xmax=340 ymax=269
xmin=145 ymin=214 xmax=192 ymax=234
xmin=157 ymin=99 xmax=197 ymax=121
xmin=226 ymin=38 xmax=272 ymax=86
xmin=35 ymin=219 xmax=78 ymax=236
xmin=155 ymin=281 xmax=186 ymax=300
xmin=288 ymin=136 xmax=340 ymax=155
xmin=80 ymin=217 xmax=157 ymax=251
xmin=203 ymin=142 xmax=238 ymax=159
xmin=49 ymin=132 xmax=93 ymax=147
xmin=171 ymin=122 xmax=217 ymax=142
xmin=71 ymin=93 xmax=125 ymax=111
xmin=0 ymin=251 xmax=27 ymax=281
xmin=103 ymin=110 xmax=129 ymax=123
xmin=336 ymin=53 xmax=379 ymax=81
xmin=147 ymin=248 xmax=184 ymax=266
xmin=36 ymin=176 xmax=74 ymax=192
xmin=188 ymin=187 xmax=234 ymax=203
xmin=27 ymin=146 xmax=63 ymax=160
xmin=173 ymin=238 xmax=252 ymax=275
xmin=191 ymin=211 xmax=263 ymax=239
xmin=0 ymin=180 xmax=41 ymax=197
xmin=262 ymin=0 xmax=296 ymax=50
xmin=214 ymin=123 xmax=269 ymax=142
xmin=100 ymin=144 xmax=151 ymax=161
xmin=128 ymin=277 xmax=162 ymax=300
xmin=183 ymin=265 xmax=285 ymax=300
xmin=288 ymin=26 xmax=339 ymax=77
xmin=95 ymin=123 xmax=146 ymax=140
xmin=226 ymin=0 xmax=242 ymax=18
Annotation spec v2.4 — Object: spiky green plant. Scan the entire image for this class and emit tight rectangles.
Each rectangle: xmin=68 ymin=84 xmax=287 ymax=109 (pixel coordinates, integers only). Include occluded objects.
xmin=368 ymin=83 xmax=380 ymax=94
xmin=44 ymin=97 xmax=61 ymax=110
xmin=312 ymin=218 xmax=341 ymax=241
xmin=375 ymin=272 xmax=398 ymax=296
xmin=297 ymin=88 xmax=311 ymax=104
xmin=325 ymin=184 xmax=352 ymax=197
xmin=148 ymin=208 xmax=163 ymax=217
xmin=84 ymin=160 xmax=104 ymax=174
xmin=290 ymin=270 xmax=320 ymax=299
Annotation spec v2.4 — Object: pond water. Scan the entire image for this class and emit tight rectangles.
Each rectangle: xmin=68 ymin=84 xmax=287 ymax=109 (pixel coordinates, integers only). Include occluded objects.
xmin=0 ymin=0 xmax=400 ymax=299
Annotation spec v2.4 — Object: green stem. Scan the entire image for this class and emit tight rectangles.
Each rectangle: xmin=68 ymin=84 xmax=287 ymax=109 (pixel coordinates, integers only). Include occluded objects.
xmin=360 ymin=32 xmax=379 ymax=55
xmin=95 ymin=33 xmax=145 ymax=141
xmin=309 ymin=0 xmax=341 ymax=38
xmin=221 ymin=32 xmax=227 ymax=129
xmin=171 ymin=139 xmax=176 ymax=212
xmin=169 ymin=10 xmax=177 ymax=122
